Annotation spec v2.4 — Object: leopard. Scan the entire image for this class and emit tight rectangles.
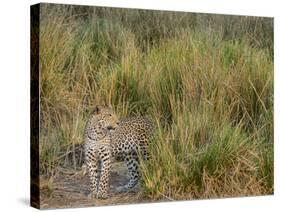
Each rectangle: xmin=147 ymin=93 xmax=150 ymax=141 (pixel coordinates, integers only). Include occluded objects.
xmin=84 ymin=105 xmax=155 ymax=199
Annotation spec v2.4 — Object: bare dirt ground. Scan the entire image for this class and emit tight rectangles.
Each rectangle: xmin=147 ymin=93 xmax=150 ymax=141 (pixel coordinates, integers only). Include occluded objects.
xmin=40 ymin=162 xmax=148 ymax=209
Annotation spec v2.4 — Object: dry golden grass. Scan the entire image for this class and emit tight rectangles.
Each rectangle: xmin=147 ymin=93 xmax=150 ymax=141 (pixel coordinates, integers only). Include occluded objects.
xmin=39 ymin=4 xmax=273 ymax=200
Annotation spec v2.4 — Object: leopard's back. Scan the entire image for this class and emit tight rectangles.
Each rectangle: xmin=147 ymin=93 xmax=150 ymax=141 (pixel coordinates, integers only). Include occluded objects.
xmin=110 ymin=116 xmax=155 ymax=157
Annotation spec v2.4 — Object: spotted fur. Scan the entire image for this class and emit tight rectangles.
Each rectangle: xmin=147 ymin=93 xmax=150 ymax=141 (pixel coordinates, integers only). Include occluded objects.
xmin=111 ymin=117 xmax=155 ymax=189
xmin=84 ymin=106 xmax=154 ymax=199
xmin=84 ymin=106 xmax=119 ymax=199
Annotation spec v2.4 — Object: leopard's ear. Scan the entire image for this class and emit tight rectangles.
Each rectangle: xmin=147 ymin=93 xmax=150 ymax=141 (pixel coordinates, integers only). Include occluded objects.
xmin=93 ymin=105 xmax=101 ymax=115
xmin=105 ymin=102 xmax=113 ymax=110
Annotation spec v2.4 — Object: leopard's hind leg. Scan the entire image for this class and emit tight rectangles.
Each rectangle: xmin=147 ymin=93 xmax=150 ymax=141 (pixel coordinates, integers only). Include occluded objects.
xmin=124 ymin=152 xmax=139 ymax=189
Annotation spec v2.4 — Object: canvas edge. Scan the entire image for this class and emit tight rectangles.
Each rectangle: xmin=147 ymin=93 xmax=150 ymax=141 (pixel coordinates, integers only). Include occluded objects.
xmin=30 ymin=3 xmax=40 ymax=209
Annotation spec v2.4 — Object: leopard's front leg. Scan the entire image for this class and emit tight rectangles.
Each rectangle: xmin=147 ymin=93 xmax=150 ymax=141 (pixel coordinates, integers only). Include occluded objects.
xmin=96 ymin=149 xmax=112 ymax=199
xmin=85 ymin=149 xmax=99 ymax=197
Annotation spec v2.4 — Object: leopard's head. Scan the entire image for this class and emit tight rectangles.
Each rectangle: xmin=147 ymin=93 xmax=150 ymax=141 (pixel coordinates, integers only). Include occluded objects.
xmin=92 ymin=105 xmax=120 ymax=132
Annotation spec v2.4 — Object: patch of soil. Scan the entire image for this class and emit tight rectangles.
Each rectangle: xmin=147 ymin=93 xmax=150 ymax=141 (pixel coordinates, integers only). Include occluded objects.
xmin=40 ymin=162 xmax=148 ymax=209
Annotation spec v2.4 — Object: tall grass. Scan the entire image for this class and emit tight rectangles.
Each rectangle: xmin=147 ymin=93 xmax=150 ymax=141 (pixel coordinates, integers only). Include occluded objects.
xmin=39 ymin=4 xmax=273 ymax=199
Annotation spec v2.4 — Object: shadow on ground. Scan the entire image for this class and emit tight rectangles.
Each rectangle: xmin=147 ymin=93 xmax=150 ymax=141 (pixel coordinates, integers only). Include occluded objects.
xmin=17 ymin=197 xmax=30 ymax=206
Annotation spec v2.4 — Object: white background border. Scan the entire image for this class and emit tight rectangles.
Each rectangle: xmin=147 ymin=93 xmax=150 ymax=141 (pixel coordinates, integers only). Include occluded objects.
xmin=0 ymin=0 xmax=280 ymax=211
